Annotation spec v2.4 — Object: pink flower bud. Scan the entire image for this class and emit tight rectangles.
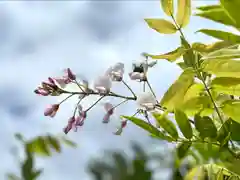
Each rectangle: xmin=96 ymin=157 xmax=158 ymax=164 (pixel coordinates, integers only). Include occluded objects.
xmin=63 ymin=116 xmax=75 ymax=134
xmin=104 ymin=103 xmax=114 ymax=115
xmin=102 ymin=103 xmax=114 ymax=123
xmin=54 ymin=77 xmax=71 ymax=88
xmin=66 ymin=68 xmax=76 ymax=80
xmin=48 ymin=77 xmax=56 ymax=85
xmin=113 ymin=119 xmax=127 ymax=135
xmin=44 ymin=104 xmax=59 ymax=117
xmin=34 ymin=88 xmax=50 ymax=96
xmin=102 ymin=113 xmax=111 ymax=123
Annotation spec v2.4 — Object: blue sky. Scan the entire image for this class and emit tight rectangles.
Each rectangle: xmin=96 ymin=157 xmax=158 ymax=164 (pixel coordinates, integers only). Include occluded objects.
xmin=0 ymin=0 xmax=232 ymax=179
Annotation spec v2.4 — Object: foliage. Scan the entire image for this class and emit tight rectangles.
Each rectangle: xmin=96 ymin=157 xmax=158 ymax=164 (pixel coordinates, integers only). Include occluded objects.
xmin=16 ymin=0 xmax=240 ymax=179
xmin=6 ymin=133 xmax=76 ymax=180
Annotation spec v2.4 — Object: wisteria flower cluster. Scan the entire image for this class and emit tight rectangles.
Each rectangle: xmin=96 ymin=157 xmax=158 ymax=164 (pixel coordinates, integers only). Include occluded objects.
xmin=35 ymin=58 xmax=163 ymax=135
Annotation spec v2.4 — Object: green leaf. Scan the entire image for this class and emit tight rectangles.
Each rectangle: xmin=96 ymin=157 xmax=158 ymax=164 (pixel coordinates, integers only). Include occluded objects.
xmin=160 ymin=0 xmax=174 ymax=16
xmin=197 ymin=29 xmax=240 ymax=44
xmin=216 ymin=169 xmax=224 ymax=180
xmin=122 ymin=116 xmax=166 ymax=138
xmin=184 ymin=166 xmax=206 ymax=180
xmin=230 ymin=120 xmax=240 ymax=141
xmin=217 ymin=119 xmax=231 ymax=144
xmin=180 ymin=36 xmax=195 ymax=67
xmin=195 ymin=9 xmax=236 ymax=27
xmin=211 ymin=77 xmax=240 ymax=96
xmin=202 ymin=49 xmax=240 ymax=60
xmin=181 ymin=96 xmax=214 ymax=117
xmin=196 ymin=5 xmax=221 ymax=11
xmin=177 ymin=62 xmax=188 ymax=70
xmin=21 ymin=152 xmax=34 ymax=180
xmin=174 ymin=109 xmax=193 ymax=139
xmin=183 ymin=83 xmax=204 ymax=103
xmin=152 ymin=113 xmax=178 ymax=140
xmin=220 ymin=0 xmax=240 ymax=28
xmin=26 ymin=137 xmax=51 ymax=157
xmin=202 ymin=59 xmax=240 ymax=78
xmin=146 ymin=47 xmax=185 ymax=62
xmin=160 ymin=68 xmax=194 ymax=111
xmin=221 ymin=100 xmax=240 ymax=123
xmin=192 ymin=41 xmax=236 ymax=54
xmin=60 ymin=136 xmax=77 ymax=148
xmin=46 ymin=136 xmax=61 ymax=153
xmin=194 ymin=115 xmax=217 ymax=139
xmin=6 ymin=174 xmax=21 ymax=180
xmin=177 ymin=141 xmax=192 ymax=159
xmin=145 ymin=18 xmax=177 ymax=34
xmin=176 ymin=0 xmax=191 ymax=28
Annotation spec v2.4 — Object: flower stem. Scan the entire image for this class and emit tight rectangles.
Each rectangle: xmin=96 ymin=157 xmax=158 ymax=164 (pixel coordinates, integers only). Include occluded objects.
xmin=62 ymin=89 xmax=136 ymax=101
xmin=146 ymin=80 xmax=158 ymax=102
xmin=113 ymin=99 xmax=129 ymax=109
xmin=122 ymin=79 xmax=136 ymax=98
xmin=59 ymin=94 xmax=75 ymax=105
xmin=85 ymin=95 xmax=105 ymax=112
xmin=73 ymin=80 xmax=85 ymax=92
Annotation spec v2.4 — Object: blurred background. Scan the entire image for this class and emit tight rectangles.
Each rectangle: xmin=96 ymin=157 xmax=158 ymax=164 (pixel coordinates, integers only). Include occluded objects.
xmin=0 ymin=0 xmax=229 ymax=179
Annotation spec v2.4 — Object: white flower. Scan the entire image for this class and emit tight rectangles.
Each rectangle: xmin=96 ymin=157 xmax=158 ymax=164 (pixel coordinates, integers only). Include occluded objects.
xmin=137 ymin=92 xmax=156 ymax=110
xmin=105 ymin=62 xmax=124 ymax=81
xmin=94 ymin=75 xmax=112 ymax=94
xmin=129 ymin=72 xmax=145 ymax=80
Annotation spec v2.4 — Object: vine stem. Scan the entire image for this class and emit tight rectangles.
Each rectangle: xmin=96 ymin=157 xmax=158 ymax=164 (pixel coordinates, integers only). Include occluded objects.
xmin=170 ymin=13 xmax=238 ymax=154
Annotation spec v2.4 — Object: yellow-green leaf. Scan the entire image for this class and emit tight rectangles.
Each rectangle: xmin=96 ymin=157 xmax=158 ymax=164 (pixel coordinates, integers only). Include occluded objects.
xmin=194 ymin=115 xmax=217 ymax=139
xmin=160 ymin=68 xmax=194 ymax=111
xmin=46 ymin=136 xmax=61 ymax=153
xmin=181 ymin=36 xmax=195 ymax=67
xmin=183 ymin=83 xmax=205 ymax=103
xmin=161 ymin=0 xmax=174 ymax=16
xmin=122 ymin=116 xmax=167 ymax=139
xmin=201 ymin=59 xmax=240 ymax=78
xmin=216 ymin=169 xmax=224 ymax=180
xmin=196 ymin=5 xmax=221 ymax=11
xmin=197 ymin=29 xmax=240 ymax=44
xmin=202 ymin=49 xmax=240 ymax=60
xmin=146 ymin=47 xmax=185 ymax=62
xmin=220 ymin=0 xmax=240 ymax=28
xmin=152 ymin=113 xmax=179 ymax=140
xmin=177 ymin=141 xmax=192 ymax=159
xmin=195 ymin=8 xmax=236 ymax=27
xmin=184 ymin=166 xmax=206 ymax=180
xmin=26 ymin=137 xmax=51 ymax=156
xmin=60 ymin=136 xmax=77 ymax=148
xmin=221 ymin=100 xmax=240 ymax=124
xmin=181 ymin=96 xmax=214 ymax=117
xmin=192 ymin=41 xmax=235 ymax=54
xmin=211 ymin=77 xmax=240 ymax=96
xmin=176 ymin=0 xmax=191 ymax=28
xmin=145 ymin=18 xmax=177 ymax=34
xmin=174 ymin=109 xmax=193 ymax=139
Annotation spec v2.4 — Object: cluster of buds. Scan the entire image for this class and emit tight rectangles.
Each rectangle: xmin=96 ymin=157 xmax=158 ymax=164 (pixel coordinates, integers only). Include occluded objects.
xmin=34 ymin=57 xmax=159 ymax=135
